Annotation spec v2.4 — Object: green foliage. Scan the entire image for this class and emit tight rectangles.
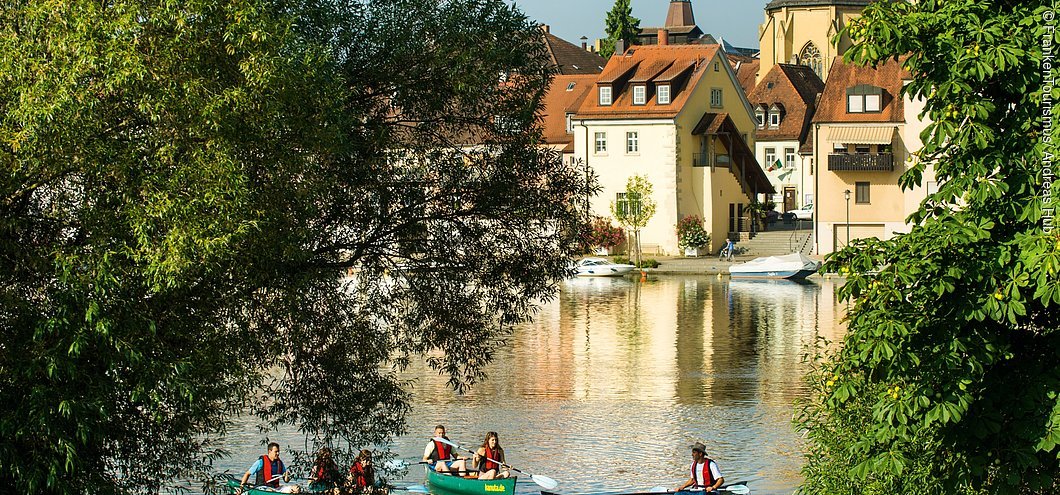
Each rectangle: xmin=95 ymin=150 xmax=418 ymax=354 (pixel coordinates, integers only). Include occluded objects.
xmin=611 ymin=256 xmax=658 ymax=269
xmin=611 ymin=175 xmax=656 ymax=267
xmin=0 ymin=0 xmax=591 ymax=493
xmin=799 ymin=2 xmax=1060 ymax=494
xmin=676 ymin=215 xmax=710 ymax=250
xmin=599 ymin=0 xmax=640 ymax=59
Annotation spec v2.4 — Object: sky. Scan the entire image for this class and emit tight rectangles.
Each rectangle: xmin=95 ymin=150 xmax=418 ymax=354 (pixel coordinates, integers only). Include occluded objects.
xmin=505 ymin=0 xmax=771 ymax=50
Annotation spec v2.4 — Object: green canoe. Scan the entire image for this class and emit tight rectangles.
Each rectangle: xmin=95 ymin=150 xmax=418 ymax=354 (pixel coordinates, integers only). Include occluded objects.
xmin=224 ymin=476 xmax=332 ymax=494
xmin=425 ymin=466 xmax=517 ymax=495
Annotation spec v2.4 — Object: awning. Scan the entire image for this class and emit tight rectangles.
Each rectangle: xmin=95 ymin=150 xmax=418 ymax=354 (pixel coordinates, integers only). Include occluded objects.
xmin=827 ymin=126 xmax=896 ymax=145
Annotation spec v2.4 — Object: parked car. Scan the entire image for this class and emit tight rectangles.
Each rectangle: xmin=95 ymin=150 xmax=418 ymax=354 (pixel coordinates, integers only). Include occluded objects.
xmin=784 ymin=203 xmax=814 ymax=221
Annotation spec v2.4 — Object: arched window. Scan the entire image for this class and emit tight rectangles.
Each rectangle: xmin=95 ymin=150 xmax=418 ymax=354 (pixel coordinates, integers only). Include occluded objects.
xmin=800 ymin=42 xmax=823 ymax=80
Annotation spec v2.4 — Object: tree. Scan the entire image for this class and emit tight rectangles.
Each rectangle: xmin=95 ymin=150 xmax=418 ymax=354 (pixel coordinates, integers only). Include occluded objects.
xmin=611 ymin=175 xmax=656 ymax=267
xmin=0 ymin=0 xmax=590 ymax=493
xmin=599 ymin=0 xmax=641 ymax=59
xmin=796 ymin=2 xmax=1057 ymax=494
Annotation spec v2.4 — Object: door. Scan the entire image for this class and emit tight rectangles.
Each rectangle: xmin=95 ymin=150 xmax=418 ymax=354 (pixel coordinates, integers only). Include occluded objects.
xmin=784 ymin=188 xmax=797 ymax=212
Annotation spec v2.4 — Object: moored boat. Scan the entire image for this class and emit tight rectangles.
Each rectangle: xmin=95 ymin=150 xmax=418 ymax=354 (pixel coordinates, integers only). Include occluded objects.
xmin=425 ymin=466 xmax=517 ymax=495
xmin=575 ymin=257 xmax=636 ymax=277
xmin=728 ymin=253 xmax=821 ymax=279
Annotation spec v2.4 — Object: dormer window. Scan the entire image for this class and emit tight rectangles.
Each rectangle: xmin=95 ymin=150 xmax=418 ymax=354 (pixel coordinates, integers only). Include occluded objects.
xmin=755 ymin=107 xmax=765 ymax=129
xmin=633 ymin=85 xmax=646 ymax=105
xmin=657 ymin=84 xmax=671 ymax=104
xmin=847 ymin=84 xmax=883 ymax=113
xmin=566 ymin=81 xmax=576 ymax=91
xmin=769 ymin=111 xmax=780 ymax=127
xmin=599 ymin=86 xmax=612 ymax=106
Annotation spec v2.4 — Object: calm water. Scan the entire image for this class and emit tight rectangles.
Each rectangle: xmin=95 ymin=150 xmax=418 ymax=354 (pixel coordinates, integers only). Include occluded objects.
xmin=220 ymin=275 xmax=847 ymax=495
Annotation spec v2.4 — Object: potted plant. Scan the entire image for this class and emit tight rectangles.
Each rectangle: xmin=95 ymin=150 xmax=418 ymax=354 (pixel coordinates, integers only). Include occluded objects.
xmin=676 ymin=215 xmax=710 ymax=257
xmin=584 ymin=216 xmax=624 ymax=255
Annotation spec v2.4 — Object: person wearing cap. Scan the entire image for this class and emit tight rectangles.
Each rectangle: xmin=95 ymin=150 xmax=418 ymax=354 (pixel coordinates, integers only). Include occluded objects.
xmin=676 ymin=442 xmax=723 ymax=493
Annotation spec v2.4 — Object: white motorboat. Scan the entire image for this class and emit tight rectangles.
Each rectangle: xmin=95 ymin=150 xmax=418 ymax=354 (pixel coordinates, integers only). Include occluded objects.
xmin=728 ymin=253 xmax=821 ymax=279
xmin=575 ymin=257 xmax=636 ymax=277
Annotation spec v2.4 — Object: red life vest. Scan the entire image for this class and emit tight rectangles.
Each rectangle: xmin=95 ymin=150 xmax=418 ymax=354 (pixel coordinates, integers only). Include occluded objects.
xmin=256 ymin=455 xmax=284 ymax=488
xmin=350 ymin=461 xmax=371 ymax=488
xmin=689 ymin=459 xmax=716 ymax=489
xmin=479 ymin=446 xmax=500 ymax=472
xmin=430 ymin=438 xmax=454 ymax=461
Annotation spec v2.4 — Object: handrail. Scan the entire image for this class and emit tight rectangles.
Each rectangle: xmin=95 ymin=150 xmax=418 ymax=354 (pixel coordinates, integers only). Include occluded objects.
xmin=788 ymin=216 xmax=802 ymax=252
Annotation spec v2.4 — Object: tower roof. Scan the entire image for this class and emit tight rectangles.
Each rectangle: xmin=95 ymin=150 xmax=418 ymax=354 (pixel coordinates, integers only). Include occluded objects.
xmin=664 ymin=0 xmax=695 ymax=28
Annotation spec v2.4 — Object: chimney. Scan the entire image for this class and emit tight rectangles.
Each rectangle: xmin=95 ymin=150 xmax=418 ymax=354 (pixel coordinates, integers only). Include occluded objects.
xmin=581 ymin=36 xmax=588 ymax=50
xmin=658 ymin=29 xmax=669 ymax=46
xmin=541 ymin=24 xmax=550 ymax=34
xmin=615 ymin=39 xmax=626 ymax=56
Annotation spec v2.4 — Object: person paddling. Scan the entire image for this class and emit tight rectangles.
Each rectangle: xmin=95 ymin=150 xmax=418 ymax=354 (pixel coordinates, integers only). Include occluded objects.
xmin=675 ymin=442 xmax=723 ymax=493
xmin=472 ymin=431 xmax=510 ymax=480
xmin=423 ymin=425 xmax=468 ymax=474
xmin=240 ymin=442 xmax=296 ymax=493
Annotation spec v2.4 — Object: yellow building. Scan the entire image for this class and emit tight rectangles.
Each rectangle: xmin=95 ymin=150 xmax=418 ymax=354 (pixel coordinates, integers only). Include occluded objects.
xmin=572 ymin=41 xmax=772 ymax=255
xmin=757 ymin=0 xmax=874 ymax=84
xmin=811 ymin=57 xmax=935 ymax=255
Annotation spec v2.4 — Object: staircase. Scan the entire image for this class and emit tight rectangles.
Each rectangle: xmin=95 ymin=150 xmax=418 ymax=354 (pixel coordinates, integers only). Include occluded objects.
xmin=733 ymin=222 xmax=814 ymax=258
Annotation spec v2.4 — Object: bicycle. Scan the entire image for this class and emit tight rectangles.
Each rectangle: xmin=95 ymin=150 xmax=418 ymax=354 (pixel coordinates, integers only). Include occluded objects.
xmin=719 ymin=240 xmax=735 ymax=262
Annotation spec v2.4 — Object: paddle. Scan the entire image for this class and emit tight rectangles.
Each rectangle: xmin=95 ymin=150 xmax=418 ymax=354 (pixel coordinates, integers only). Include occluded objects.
xmin=431 ymin=436 xmax=559 ymax=490
xmin=391 ymin=484 xmax=430 ymax=493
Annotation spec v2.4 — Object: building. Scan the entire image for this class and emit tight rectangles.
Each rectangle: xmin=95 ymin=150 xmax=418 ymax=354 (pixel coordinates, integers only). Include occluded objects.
xmin=636 ymin=0 xmax=707 ymax=46
xmin=756 ymin=0 xmax=875 ymax=84
xmin=537 ymin=27 xmax=607 ymax=164
xmin=811 ymin=56 xmax=934 ymax=255
xmin=541 ymin=25 xmax=607 ymax=75
xmin=572 ymin=40 xmax=772 ymax=255
xmin=747 ymin=63 xmax=824 ymax=212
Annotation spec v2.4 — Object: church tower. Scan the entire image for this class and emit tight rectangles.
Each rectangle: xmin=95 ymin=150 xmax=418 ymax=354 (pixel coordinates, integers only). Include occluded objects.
xmin=757 ymin=0 xmax=874 ymax=85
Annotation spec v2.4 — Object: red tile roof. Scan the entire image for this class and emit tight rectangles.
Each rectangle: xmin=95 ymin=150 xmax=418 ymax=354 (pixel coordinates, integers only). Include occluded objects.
xmin=540 ymin=74 xmax=597 ymax=146
xmin=748 ymin=63 xmax=824 ymax=142
xmin=812 ymin=56 xmax=909 ymax=124
xmin=574 ymin=44 xmax=722 ymax=120
xmin=731 ymin=57 xmax=759 ymax=98
xmin=542 ymin=31 xmax=606 ymax=75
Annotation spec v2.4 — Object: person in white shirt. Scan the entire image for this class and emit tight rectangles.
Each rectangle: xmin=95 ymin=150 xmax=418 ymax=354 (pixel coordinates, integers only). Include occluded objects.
xmin=676 ymin=442 xmax=723 ymax=493
xmin=422 ymin=425 xmax=468 ymax=473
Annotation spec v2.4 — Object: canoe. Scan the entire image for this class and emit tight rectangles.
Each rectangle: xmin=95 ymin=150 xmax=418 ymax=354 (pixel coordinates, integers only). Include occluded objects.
xmin=425 ymin=465 xmax=517 ymax=495
xmin=224 ymin=476 xmax=331 ymax=494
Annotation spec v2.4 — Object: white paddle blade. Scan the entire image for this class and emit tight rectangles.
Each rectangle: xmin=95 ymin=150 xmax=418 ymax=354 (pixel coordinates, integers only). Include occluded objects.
xmin=647 ymin=486 xmax=670 ymax=493
xmin=722 ymin=485 xmax=750 ymax=495
xmin=531 ymin=474 xmax=559 ymax=490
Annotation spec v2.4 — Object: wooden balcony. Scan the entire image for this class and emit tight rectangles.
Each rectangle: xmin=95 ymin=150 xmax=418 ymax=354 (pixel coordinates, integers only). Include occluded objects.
xmin=827 ymin=153 xmax=894 ymax=171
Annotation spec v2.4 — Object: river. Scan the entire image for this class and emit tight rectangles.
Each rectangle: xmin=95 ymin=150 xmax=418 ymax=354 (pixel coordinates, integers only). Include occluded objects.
xmin=220 ymin=275 xmax=847 ymax=495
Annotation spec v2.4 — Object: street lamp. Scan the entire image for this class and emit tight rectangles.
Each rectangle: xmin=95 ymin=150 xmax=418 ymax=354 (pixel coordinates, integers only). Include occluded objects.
xmin=843 ymin=189 xmax=851 ymax=247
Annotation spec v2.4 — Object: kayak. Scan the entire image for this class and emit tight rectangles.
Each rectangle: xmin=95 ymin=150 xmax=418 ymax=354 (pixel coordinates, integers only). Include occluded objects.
xmin=224 ymin=476 xmax=332 ymax=494
xmin=425 ymin=465 xmax=517 ymax=495
xmin=541 ymin=482 xmax=749 ymax=495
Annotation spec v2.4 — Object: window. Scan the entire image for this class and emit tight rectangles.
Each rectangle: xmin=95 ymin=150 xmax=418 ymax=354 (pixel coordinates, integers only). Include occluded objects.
xmin=855 ymin=182 xmax=870 ymax=204
xmin=755 ymin=109 xmax=765 ymax=129
xmin=599 ymin=86 xmax=612 ymax=106
xmin=785 ymin=148 xmax=796 ymax=169
xmin=633 ymin=85 xmax=646 ymax=105
xmin=834 ymin=143 xmax=847 ymax=153
xmin=710 ymin=88 xmax=723 ymax=107
xmin=566 ymin=81 xmax=576 ymax=91
xmin=657 ymin=84 xmax=671 ymax=104
xmin=847 ymin=84 xmax=884 ymax=113
xmin=769 ymin=111 xmax=780 ymax=127
xmin=765 ymin=148 xmax=777 ymax=169
xmin=616 ymin=192 xmax=642 ymax=217
xmin=626 ymin=131 xmax=639 ymax=153
xmin=855 ymin=145 xmax=871 ymax=154
xmin=714 ymin=62 xmax=720 ymax=72
xmin=799 ymin=42 xmax=823 ymax=80
xmin=594 ymin=132 xmax=607 ymax=153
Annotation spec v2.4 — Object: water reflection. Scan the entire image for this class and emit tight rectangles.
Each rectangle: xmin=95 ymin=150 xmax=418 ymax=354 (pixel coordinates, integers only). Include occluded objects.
xmin=219 ymin=275 xmax=847 ymax=495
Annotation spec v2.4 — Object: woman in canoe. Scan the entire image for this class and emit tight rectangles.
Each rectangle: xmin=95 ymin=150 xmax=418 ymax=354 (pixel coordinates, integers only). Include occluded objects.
xmin=348 ymin=449 xmax=386 ymax=494
xmin=309 ymin=447 xmax=341 ymax=493
xmin=472 ymin=431 xmax=509 ymax=480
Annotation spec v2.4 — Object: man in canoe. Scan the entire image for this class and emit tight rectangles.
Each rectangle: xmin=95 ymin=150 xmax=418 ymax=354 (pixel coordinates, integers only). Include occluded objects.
xmin=239 ymin=442 xmax=298 ymax=493
xmin=675 ymin=442 xmax=723 ymax=493
xmin=423 ymin=425 xmax=468 ymax=474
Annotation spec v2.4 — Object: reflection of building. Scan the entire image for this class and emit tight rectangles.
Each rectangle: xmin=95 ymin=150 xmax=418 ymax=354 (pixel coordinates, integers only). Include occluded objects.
xmin=811 ymin=57 xmax=935 ymax=254
xmin=572 ymin=40 xmax=772 ymax=254
xmin=756 ymin=0 xmax=874 ymax=84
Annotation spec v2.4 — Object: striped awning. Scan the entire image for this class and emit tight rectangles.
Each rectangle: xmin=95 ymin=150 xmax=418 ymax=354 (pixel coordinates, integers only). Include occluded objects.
xmin=827 ymin=126 xmax=896 ymax=145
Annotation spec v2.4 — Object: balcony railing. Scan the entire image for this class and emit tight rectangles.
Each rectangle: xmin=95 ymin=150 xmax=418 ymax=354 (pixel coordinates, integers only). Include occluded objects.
xmin=693 ymin=152 xmax=709 ymax=167
xmin=828 ymin=153 xmax=894 ymax=171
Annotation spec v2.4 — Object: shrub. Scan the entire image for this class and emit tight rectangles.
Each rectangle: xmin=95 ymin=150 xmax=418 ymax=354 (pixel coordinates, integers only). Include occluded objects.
xmin=584 ymin=216 xmax=624 ymax=248
xmin=675 ymin=215 xmax=710 ymax=249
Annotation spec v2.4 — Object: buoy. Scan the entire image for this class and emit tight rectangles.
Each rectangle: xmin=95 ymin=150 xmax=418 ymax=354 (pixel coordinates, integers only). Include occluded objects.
xmin=640 ymin=270 xmax=647 ymax=281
